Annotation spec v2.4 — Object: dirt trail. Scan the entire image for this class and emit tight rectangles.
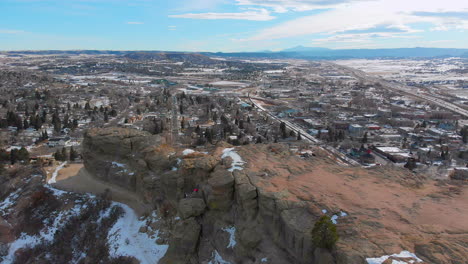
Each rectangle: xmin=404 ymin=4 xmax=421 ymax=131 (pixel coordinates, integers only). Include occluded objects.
xmin=52 ymin=165 xmax=151 ymax=216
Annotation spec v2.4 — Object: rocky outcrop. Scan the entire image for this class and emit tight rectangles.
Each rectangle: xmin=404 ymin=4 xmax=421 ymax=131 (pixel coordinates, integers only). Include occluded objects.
xmin=205 ymin=168 xmax=235 ymax=211
xmin=160 ymin=217 xmax=201 ymax=264
xmin=314 ymin=248 xmax=335 ymax=264
xmin=82 ymin=127 xmax=161 ymax=191
xmin=234 ymin=171 xmax=258 ymax=220
xmin=82 ymin=127 xmax=468 ymax=264
xmin=179 ymin=198 xmax=206 ymax=219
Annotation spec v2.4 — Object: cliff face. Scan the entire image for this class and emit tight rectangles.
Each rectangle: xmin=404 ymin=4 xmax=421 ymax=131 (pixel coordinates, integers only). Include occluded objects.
xmin=82 ymin=127 xmax=467 ymax=264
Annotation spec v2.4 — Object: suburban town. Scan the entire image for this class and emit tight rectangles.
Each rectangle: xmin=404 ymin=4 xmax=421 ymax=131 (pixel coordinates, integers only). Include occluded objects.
xmin=0 ymin=50 xmax=467 ymax=264
xmin=1 ymin=52 xmax=467 ymax=178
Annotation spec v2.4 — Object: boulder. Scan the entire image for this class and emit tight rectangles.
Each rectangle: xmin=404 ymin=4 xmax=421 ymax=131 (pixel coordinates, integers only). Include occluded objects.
xmin=82 ymin=127 xmax=161 ymax=191
xmin=279 ymin=208 xmax=316 ymax=263
xmin=205 ymin=169 xmax=235 ymax=211
xmin=314 ymin=248 xmax=336 ymax=264
xmin=236 ymin=180 xmax=257 ymax=201
xmin=159 ymin=217 xmax=201 ymax=264
xmin=239 ymin=227 xmax=261 ymax=249
xmin=83 ymin=127 xmax=155 ymax=156
xmin=181 ymin=155 xmax=219 ymax=171
xmin=179 ymin=198 xmax=206 ymax=219
xmin=144 ymin=146 xmax=175 ymax=172
xmin=234 ymin=172 xmax=258 ymax=219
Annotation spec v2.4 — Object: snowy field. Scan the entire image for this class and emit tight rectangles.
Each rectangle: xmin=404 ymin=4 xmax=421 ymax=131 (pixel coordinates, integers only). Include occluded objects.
xmin=334 ymin=58 xmax=468 ymax=99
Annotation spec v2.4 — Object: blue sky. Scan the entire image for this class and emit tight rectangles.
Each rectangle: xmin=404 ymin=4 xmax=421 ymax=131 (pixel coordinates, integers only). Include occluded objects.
xmin=0 ymin=0 xmax=467 ymax=51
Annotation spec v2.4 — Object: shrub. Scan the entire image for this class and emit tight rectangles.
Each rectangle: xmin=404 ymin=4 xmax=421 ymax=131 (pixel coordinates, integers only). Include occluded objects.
xmin=311 ymin=215 xmax=339 ymax=250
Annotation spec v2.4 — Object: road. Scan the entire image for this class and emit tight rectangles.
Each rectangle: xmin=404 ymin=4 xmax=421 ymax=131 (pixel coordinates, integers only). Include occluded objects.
xmin=170 ymin=95 xmax=179 ymax=144
xmin=330 ymin=62 xmax=468 ymax=118
xmin=248 ymin=95 xmax=361 ymax=166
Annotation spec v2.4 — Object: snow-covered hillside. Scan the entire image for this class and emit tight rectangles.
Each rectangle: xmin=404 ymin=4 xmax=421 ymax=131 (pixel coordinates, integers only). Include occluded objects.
xmin=0 ymin=167 xmax=168 ymax=264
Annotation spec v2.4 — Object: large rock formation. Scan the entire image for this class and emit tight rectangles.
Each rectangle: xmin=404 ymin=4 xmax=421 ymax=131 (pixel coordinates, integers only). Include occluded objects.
xmin=82 ymin=127 xmax=468 ymax=264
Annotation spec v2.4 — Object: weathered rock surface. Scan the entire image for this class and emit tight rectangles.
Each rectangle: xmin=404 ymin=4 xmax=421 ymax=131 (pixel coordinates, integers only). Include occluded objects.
xmin=205 ymin=168 xmax=235 ymax=211
xmin=179 ymin=198 xmax=206 ymax=219
xmin=160 ymin=217 xmax=201 ymax=264
xmin=82 ymin=127 xmax=468 ymax=264
xmin=82 ymin=127 xmax=161 ymax=191
xmin=314 ymin=248 xmax=335 ymax=264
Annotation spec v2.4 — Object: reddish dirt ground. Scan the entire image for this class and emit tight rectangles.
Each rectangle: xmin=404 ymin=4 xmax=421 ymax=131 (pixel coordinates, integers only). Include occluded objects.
xmin=236 ymin=144 xmax=468 ymax=260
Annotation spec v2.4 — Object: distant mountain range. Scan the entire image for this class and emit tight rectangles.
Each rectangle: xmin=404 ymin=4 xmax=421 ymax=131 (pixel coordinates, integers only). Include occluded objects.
xmin=281 ymin=46 xmax=332 ymax=52
xmin=203 ymin=47 xmax=468 ymax=60
xmin=2 ymin=47 xmax=468 ymax=60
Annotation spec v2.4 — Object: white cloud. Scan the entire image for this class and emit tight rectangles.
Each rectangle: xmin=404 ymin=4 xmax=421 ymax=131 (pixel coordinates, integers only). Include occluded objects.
xmin=169 ymin=8 xmax=275 ymax=21
xmin=168 ymin=25 xmax=177 ymax=31
xmin=127 ymin=21 xmax=144 ymax=25
xmin=242 ymin=0 xmax=468 ymax=41
xmin=236 ymin=0 xmax=363 ymax=13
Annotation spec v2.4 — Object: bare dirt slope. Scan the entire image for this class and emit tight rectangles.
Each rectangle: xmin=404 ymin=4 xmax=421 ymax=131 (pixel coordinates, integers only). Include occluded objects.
xmin=52 ymin=166 xmax=151 ymax=216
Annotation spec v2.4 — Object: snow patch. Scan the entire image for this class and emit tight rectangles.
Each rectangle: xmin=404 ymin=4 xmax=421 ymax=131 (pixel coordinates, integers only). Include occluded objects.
xmin=107 ymin=203 xmax=168 ymax=264
xmin=331 ymin=215 xmax=339 ymax=224
xmin=111 ymin=161 xmax=126 ymax=168
xmin=208 ymin=250 xmax=232 ymax=264
xmin=366 ymin=251 xmax=423 ymax=264
xmin=3 ymin=203 xmax=84 ymax=263
xmin=44 ymin=184 xmax=70 ymax=197
xmin=48 ymin=161 xmax=67 ymax=184
xmin=0 ymin=188 xmax=22 ymax=214
xmin=172 ymin=158 xmax=182 ymax=171
xmin=221 ymin=148 xmax=245 ymax=172
xmin=331 ymin=211 xmax=348 ymax=224
xmin=222 ymin=226 xmax=236 ymax=248
xmin=182 ymin=149 xmax=195 ymax=156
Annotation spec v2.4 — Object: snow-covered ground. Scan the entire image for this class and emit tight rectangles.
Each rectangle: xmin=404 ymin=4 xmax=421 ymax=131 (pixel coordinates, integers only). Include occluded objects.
xmin=47 ymin=161 xmax=67 ymax=184
xmin=2 ymin=179 xmax=168 ymax=264
xmin=107 ymin=203 xmax=168 ymax=264
xmin=366 ymin=251 xmax=424 ymax=264
xmin=2 ymin=189 xmax=87 ymax=264
xmin=221 ymin=148 xmax=245 ymax=172
xmin=0 ymin=188 xmax=23 ymax=215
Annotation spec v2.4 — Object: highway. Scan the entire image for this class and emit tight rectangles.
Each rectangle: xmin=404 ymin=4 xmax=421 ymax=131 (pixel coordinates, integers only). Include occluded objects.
xmin=330 ymin=62 xmax=468 ymax=118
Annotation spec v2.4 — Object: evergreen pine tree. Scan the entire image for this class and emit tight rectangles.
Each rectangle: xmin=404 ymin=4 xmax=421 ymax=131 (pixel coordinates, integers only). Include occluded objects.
xmin=69 ymin=147 xmax=78 ymax=161
xmin=311 ymin=215 xmax=339 ymax=250
xmin=54 ymin=150 xmax=63 ymax=161
xmin=61 ymin=147 xmax=68 ymax=161
xmin=362 ymin=132 xmax=368 ymax=143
